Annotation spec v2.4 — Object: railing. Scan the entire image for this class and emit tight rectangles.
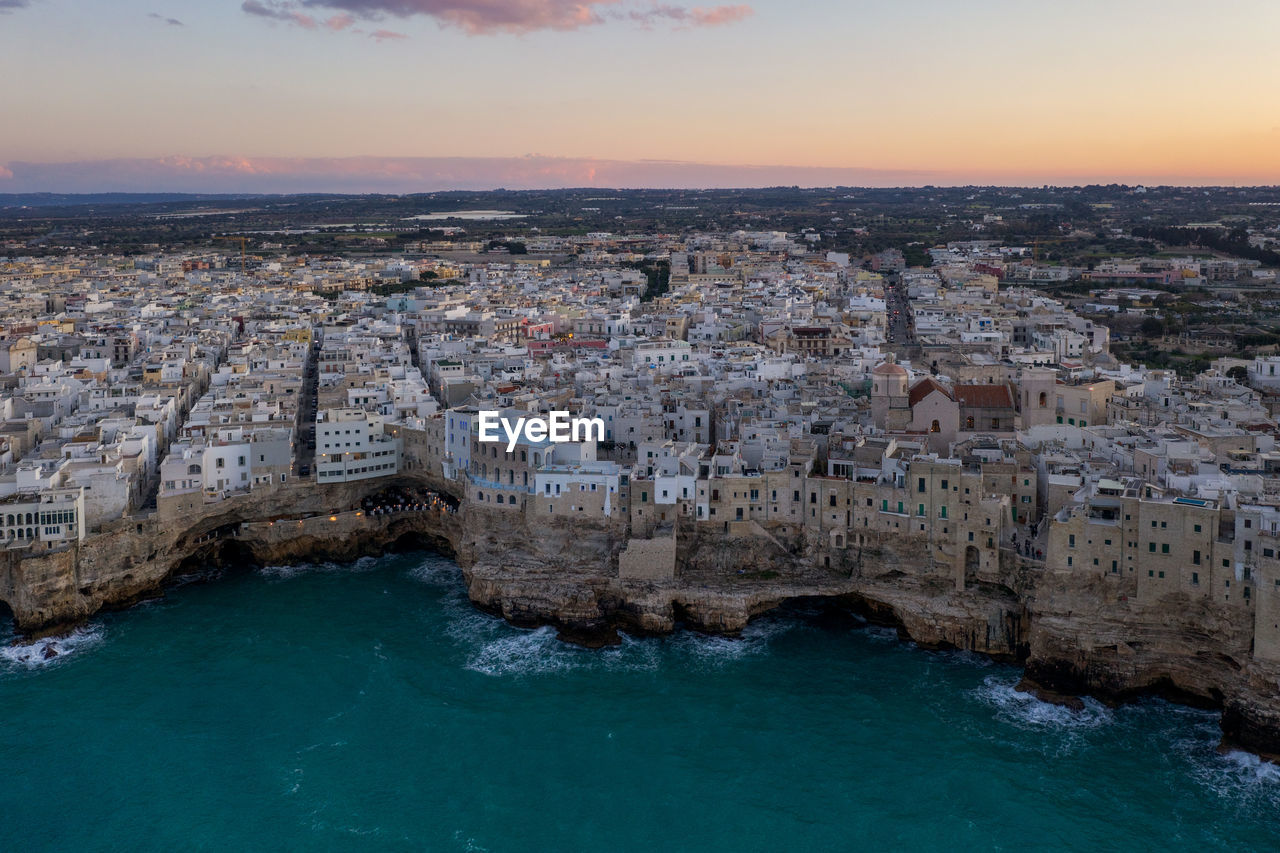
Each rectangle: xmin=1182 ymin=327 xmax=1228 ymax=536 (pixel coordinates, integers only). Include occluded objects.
xmin=468 ymin=475 xmax=534 ymax=494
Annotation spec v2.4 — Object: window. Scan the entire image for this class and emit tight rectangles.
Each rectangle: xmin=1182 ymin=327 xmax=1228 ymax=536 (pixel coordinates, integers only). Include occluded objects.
xmin=1193 ymin=550 xmax=1201 ymax=565
xmin=918 ymin=477 xmax=926 ymax=493
xmin=1161 ymin=544 xmax=1170 ymax=554
xmin=1194 ymin=524 xmax=1202 ymax=533
xmin=1149 ymin=542 xmax=1156 ymax=553
xmin=1069 ymin=534 xmax=1076 ymax=547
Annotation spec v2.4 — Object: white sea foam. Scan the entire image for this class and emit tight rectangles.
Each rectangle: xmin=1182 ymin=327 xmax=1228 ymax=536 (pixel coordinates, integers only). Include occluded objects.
xmin=1156 ymin=710 xmax=1280 ymax=808
xmin=667 ymin=617 xmax=792 ymax=665
xmin=407 ymin=556 xmax=466 ymax=590
xmin=934 ymin=648 xmax=996 ymax=669
xmin=973 ymin=674 xmax=1114 ymax=730
xmin=258 ymin=555 xmax=381 ymax=581
xmin=1193 ymin=748 xmax=1280 ymax=808
xmin=465 ymin=625 xmax=577 ymax=676
xmin=860 ymin=625 xmax=902 ymax=644
xmin=0 ymin=624 xmax=105 ymax=671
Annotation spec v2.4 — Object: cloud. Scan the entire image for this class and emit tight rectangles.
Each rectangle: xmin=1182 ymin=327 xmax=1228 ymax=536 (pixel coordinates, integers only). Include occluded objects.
xmin=241 ymin=0 xmax=754 ymax=36
xmin=0 ymin=0 xmax=32 ymax=10
xmin=0 ymin=165 xmax=13 ymax=180
xmin=369 ymin=27 xmax=408 ymax=40
xmin=147 ymin=11 xmax=184 ymax=25
xmin=629 ymin=3 xmax=751 ymax=27
xmin=242 ymin=0 xmax=319 ymax=28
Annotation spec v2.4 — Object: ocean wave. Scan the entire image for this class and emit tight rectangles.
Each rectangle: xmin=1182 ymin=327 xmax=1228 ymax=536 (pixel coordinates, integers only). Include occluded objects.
xmin=1155 ymin=711 xmax=1280 ymax=809
xmin=0 ymin=624 xmax=105 ymax=671
xmin=666 ymin=617 xmax=794 ymax=664
xmin=407 ymin=556 xmax=466 ymax=590
xmin=464 ymin=625 xmax=666 ymax=677
xmin=932 ymin=648 xmax=996 ymax=669
xmin=860 ymin=625 xmax=903 ymax=644
xmin=1192 ymin=748 xmax=1280 ymax=808
xmin=465 ymin=625 xmax=582 ymax=676
xmin=973 ymin=674 xmax=1114 ymax=731
xmin=258 ymin=555 xmax=381 ymax=580
xmin=463 ymin=615 xmax=798 ymax=677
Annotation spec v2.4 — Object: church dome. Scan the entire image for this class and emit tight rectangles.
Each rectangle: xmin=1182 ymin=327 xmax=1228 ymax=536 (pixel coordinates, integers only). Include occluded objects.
xmin=872 ymin=356 xmax=908 ymax=377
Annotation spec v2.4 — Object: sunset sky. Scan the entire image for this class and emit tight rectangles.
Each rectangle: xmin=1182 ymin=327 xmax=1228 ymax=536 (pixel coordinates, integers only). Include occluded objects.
xmin=2 ymin=0 xmax=1279 ymax=191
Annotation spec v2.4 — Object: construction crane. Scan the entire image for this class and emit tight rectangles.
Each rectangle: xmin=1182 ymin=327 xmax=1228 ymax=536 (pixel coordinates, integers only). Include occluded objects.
xmin=215 ymin=235 xmax=248 ymax=274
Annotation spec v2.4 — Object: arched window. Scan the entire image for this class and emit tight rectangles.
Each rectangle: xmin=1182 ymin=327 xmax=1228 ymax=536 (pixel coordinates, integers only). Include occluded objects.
xmin=965 ymin=416 xmax=975 ymax=430
xmin=1038 ymin=391 xmax=1047 ymax=408
xmin=930 ymin=419 xmax=941 ymax=433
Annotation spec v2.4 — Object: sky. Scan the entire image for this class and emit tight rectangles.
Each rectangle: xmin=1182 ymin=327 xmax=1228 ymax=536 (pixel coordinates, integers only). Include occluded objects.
xmin=1 ymin=0 xmax=1279 ymax=192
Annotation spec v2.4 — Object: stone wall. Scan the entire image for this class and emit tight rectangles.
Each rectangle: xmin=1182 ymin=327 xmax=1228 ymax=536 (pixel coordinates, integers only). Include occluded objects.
xmin=618 ymin=533 xmax=676 ymax=582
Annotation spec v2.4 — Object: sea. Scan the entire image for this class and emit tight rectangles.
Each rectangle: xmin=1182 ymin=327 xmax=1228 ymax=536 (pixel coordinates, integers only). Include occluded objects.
xmin=3 ymin=550 xmax=1280 ymax=852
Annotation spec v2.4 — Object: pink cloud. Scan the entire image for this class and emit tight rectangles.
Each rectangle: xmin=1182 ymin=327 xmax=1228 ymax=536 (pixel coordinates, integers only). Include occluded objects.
xmin=369 ymin=27 xmax=408 ymax=39
xmin=325 ymin=12 xmax=356 ymax=29
xmin=241 ymin=1 xmax=318 ymax=29
xmin=688 ymin=4 xmax=750 ymax=25
xmin=0 ymin=165 xmax=13 ymax=180
xmin=242 ymin=1 xmax=754 ymax=36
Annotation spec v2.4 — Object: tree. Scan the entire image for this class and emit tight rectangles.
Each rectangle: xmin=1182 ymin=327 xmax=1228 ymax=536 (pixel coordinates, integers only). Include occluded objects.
xmin=1227 ymin=365 xmax=1250 ymax=385
xmin=1140 ymin=316 xmax=1165 ymax=338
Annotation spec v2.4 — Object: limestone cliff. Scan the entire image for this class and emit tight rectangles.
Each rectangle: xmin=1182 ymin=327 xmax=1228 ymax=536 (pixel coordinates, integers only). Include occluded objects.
xmin=3 ymin=477 xmax=1280 ymax=760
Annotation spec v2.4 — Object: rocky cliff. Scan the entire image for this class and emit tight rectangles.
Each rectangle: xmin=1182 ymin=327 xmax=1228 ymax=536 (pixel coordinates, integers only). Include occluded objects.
xmin=3 ymin=479 xmax=1280 ymax=760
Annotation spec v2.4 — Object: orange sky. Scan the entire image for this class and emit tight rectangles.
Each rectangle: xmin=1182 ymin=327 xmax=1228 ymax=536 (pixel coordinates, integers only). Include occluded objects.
xmin=1 ymin=0 xmax=1278 ymax=189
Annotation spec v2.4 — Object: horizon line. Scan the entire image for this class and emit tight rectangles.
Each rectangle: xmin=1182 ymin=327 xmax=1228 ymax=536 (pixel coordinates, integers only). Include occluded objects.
xmin=2 ymin=155 xmax=1278 ymax=195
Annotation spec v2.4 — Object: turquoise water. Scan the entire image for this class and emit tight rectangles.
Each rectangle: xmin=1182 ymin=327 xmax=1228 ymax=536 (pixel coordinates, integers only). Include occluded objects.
xmin=3 ymin=551 xmax=1280 ymax=852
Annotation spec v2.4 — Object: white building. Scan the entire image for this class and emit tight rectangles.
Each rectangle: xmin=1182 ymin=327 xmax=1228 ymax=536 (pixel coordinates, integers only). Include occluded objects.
xmin=315 ymin=408 xmax=400 ymax=483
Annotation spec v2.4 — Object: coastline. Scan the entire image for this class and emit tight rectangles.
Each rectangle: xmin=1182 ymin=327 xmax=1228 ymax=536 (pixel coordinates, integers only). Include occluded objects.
xmin=3 ymin=473 xmax=1279 ymax=761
